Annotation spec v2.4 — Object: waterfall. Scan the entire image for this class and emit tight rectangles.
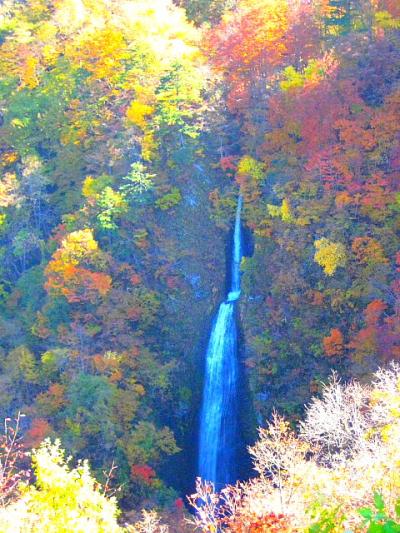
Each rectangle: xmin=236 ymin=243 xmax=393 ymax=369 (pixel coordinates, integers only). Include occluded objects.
xmin=198 ymin=196 xmax=243 ymax=488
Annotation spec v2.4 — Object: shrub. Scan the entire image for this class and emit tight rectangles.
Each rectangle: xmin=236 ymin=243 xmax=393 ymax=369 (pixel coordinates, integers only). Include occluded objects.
xmin=0 ymin=439 xmax=122 ymax=532
xmin=190 ymin=364 xmax=400 ymax=531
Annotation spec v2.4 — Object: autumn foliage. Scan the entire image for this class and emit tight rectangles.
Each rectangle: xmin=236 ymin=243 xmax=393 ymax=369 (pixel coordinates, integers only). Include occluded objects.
xmin=323 ymin=328 xmax=345 ymax=357
xmin=45 ymin=229 xmax=112 ymax=303
xmin=0 ymin=0 xmax=399 ymax=528
xmin=131 ymin=464 xmax=157 ymax=485
xmin=191 ymin=366 xmax=400 ymax=532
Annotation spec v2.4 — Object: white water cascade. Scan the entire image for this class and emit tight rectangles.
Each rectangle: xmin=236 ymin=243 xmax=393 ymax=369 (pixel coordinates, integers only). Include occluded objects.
xmin=198 ymin=196 xmax=243 ymax=488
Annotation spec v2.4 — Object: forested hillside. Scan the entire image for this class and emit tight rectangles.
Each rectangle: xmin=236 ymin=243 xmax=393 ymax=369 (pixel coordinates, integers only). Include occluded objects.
xmin=0 ymin=0 xmax=399 ymax=531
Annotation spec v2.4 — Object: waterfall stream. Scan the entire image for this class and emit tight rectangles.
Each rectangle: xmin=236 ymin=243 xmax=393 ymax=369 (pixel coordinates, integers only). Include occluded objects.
xmin=198 ymin=196 xmax=243 ymax=488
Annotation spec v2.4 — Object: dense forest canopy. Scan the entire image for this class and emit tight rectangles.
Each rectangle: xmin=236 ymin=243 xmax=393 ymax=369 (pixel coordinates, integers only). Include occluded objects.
xmin=0 ymin=0 xmax=399 ymax=530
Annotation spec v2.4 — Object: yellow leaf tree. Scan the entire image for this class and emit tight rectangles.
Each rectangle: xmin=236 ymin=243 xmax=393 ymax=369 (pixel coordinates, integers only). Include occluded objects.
xmin=314 ymin=238 xmax=346 ymax=276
